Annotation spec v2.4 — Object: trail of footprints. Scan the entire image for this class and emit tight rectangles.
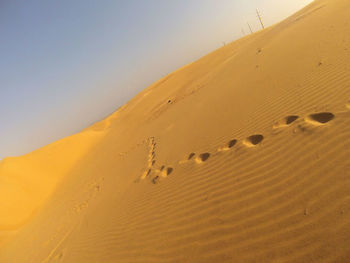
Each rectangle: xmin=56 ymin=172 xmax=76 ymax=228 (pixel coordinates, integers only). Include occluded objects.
xmin=141 ymin=111 xmax=336 ymax=184
xmin=140 ymin=137 xmax=174 ymax=184
xmin=141 ymin=137 xmax=157 ymax=180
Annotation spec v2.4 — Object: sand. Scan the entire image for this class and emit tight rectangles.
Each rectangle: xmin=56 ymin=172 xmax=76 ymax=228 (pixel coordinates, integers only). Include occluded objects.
xmin=1 ymin=0 xmax=350 ymax=262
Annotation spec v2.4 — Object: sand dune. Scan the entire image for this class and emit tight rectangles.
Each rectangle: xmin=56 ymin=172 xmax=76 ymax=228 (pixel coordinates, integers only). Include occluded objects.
xmin=1 ymin=0 xmax=350 ymax=262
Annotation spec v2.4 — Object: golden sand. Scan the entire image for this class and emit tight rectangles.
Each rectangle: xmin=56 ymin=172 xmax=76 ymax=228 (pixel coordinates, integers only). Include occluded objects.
xmin=1 ymin=0 xmax=350 ymax=262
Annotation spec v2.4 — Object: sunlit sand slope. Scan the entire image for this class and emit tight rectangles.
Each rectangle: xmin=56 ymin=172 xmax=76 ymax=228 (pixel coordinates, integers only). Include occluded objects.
xmin=0 ymin=131 xmax=105 ymax=230
xmin=1 ymin=0 xmax=350 ymax=262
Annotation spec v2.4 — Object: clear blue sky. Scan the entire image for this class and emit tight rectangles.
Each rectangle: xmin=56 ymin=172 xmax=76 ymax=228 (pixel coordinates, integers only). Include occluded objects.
xmin=0 ymin=0 xmax=313 ymax=159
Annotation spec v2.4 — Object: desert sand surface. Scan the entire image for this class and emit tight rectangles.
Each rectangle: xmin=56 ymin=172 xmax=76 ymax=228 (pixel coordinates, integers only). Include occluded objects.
xmin=1 ymin=0 xmax=350 ymax=262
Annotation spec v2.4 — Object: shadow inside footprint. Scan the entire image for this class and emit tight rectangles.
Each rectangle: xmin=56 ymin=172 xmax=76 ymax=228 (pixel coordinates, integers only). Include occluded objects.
xmin=188 ymin=153 xmax=195 ymax=160
xmin=218 ymin=139 xmax=238 ymax=152
xmin=306 ymin=112 xmax=334 ymax=125
xmin=285 ymin=115 xmax=299 ymax=125
xmin=152 ymin=176 xmax=159 ymax=184
xmin=166 ymin=167 xmax=173 ymax=175
xmin=244 ymin=135 xmax=264 ymax=147
xmin=228 ymin=139 xmax=237 ymax=148
xmin=196 ymin=153 xmax=210 ymax=163
xmin=141 ymin=168 xmax=152 ymax=180
xmin=161 ymin=167 xmax=173 ymax=177
xmin=274 ymin=115 xmax=299 ymax=128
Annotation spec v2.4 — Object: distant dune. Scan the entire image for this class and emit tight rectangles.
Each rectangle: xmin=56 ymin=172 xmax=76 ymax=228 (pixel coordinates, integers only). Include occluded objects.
xmin=1 ymin=0 xmax=350 ymax=262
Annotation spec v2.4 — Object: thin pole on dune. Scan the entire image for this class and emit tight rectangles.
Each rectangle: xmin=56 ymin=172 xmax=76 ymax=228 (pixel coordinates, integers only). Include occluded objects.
xmin=247 ymin=23 xmax=253 ymax=34
xmin=256 ymin=9 xmax=265 ymax=29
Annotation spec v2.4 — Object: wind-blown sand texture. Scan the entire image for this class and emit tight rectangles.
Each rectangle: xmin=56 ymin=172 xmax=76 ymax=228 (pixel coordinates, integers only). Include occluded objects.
xmin=1 ymin=0 xmax=350 ymax=262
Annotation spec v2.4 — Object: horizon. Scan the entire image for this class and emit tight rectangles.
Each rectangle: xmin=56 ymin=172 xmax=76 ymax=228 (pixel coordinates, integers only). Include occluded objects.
xmin=0 ymin=0 xmax=313 ymax=159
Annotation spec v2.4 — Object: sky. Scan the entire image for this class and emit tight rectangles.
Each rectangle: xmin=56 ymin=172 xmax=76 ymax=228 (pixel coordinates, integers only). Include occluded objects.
xmin=0 ymin=0 xmax=313 ymax=159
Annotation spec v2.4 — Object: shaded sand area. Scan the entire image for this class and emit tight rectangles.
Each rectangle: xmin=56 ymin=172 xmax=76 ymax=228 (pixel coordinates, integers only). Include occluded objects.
xmin=1 ymin=0 xmax=350 ymax=262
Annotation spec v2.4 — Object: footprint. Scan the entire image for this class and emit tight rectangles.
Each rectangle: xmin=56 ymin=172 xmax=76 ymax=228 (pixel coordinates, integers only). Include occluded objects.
xmin=305 ymin=112 xmax=334 ymax=125
xmin=166 ymin=167 xmax=173 ymax=175
xmin=142 ymin=168 xmax=152 ymax=179
xmin=273 ymin=115 xmax=299 ymax=128
xmin=152 ymin=176 xmax=160 ymax=184
xmin=243 ymin=135 xmax=264 ymax=147
xmin=228 ymin=139 xmax=238 ymax=148
xmin=188 ymin=153 xmax=195 ymax=160
xmin=179 ymin=153 xmax=196 ymax=164
xmin=195 ymin=153 xmax=211 ymax=164
xmin=162 ymin=167 xmax=173 ymax=177
xmin=218 ymin=139 xmax=237 ymax=152
xmin=51 ymin=250 xmax=64 ymax=262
